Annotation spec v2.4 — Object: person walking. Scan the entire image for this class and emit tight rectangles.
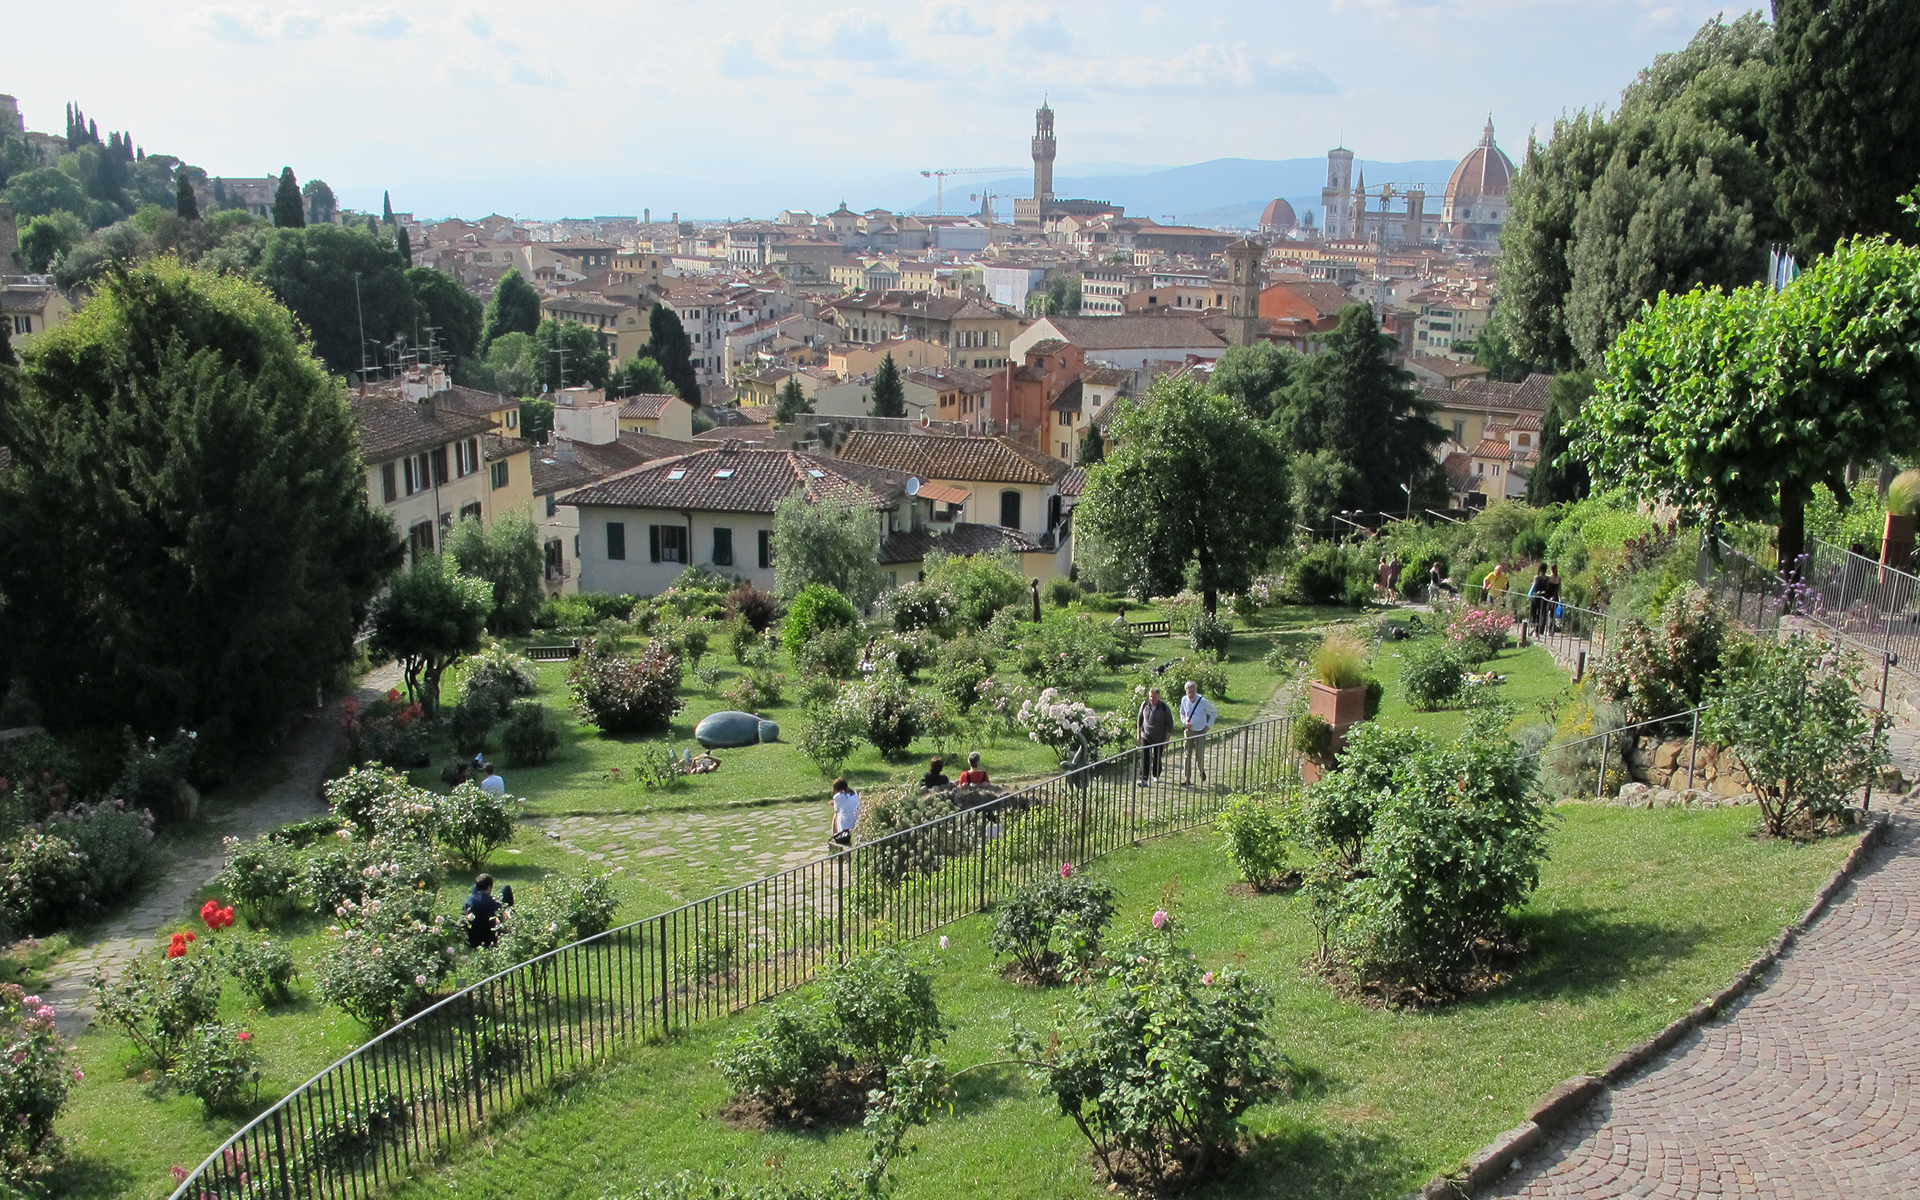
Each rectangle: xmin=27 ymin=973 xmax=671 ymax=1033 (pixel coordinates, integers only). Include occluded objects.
xmin=463 ymin=874 xmax=507 ymax=948
xmin=478 ymin=763 xmax=506 ymax=796
xmin=1178 ymin=680 xmax=1217 ymax=787
xmin=1387 ymin=554 xmax=1404 ymax=599
xmin=829 ymin=777 xmax=860 ymax=847
xmin=1136 ymin=686 xmax=1174 ymax=784
xmin=956 ymin=752 xmax=990 ymax=787
xmin=1527 ymin=563 xmax=1550 ymax=631
xmin=1544 ymin=563 xmax=1563 ymax=632
xmin=1483 ymin=560 xmax=1510 ymax=605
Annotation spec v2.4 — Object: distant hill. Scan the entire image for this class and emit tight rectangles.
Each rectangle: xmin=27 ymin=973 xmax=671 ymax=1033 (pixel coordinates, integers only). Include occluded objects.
xmin=901 ymin=156 xmax=1462 ymax=229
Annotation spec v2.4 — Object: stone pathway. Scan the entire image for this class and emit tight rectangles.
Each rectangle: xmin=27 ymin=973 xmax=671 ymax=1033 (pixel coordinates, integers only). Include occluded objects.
xmin=1486 ymin=792 xmax=1920 ymax=1198
xmin=527 ymin=804 xmax=830 ymax=894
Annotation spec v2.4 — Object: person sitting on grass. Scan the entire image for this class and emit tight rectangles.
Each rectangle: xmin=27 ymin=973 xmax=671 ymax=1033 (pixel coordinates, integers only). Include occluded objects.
xmin=956 ymin=752 xmax=990 ymax=787
xmin=921 ymin=756 xmax=950 ymax=789
xmin=479 ymin=762 xmax=506 ymax=796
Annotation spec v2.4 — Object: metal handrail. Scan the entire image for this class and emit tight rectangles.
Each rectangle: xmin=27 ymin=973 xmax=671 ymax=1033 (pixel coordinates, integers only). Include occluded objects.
xmin=170 ymin=715 xmax=1300 ymax=1199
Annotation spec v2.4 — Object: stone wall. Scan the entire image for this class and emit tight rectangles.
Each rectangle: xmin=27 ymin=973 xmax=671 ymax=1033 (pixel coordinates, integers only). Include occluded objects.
xmin=1621 ymin=734 xmax=1752 ymax=796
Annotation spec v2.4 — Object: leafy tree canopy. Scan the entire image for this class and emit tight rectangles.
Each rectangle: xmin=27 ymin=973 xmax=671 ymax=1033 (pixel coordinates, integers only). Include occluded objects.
xmin=648 ymin=302 xmax=702 ymax=406
xmin=1078 ymin=376 xmax=1292 ymax=614
xmin=368 ymin=555 xmax=492 ymax=715
xmin=772 ymin=489 xmax=885 ymax=610
xmin=534 ymin=319 xmax=610 ymax=390
xmin=611 ymin=356 xmax=675 ymax=399
xmin=481 ymin=269 xmax=540 ymax=348
xmin=0 ymin=259 xmax=400 ymax=763
xmin=406 ymin=267 xmax=484 ymax=362
xmin=1209 ymin=340 xmax=1302 ymax=420
xmin=774 ymin=376 xmax=811 ymax=424
xmin=445 ymin=512 xmax=545 ymax=635
xmin=207 ymin=222 xmax=416 ymax=377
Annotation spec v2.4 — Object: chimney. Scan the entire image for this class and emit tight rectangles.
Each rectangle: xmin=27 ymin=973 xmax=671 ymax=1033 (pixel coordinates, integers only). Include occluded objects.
xmin=554 ymin=438 xmax=577 ymax=463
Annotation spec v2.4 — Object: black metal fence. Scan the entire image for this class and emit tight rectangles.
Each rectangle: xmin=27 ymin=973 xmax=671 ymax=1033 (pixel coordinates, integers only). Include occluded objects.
xmin=171 ymin=716 xmax=1300 ymax=1200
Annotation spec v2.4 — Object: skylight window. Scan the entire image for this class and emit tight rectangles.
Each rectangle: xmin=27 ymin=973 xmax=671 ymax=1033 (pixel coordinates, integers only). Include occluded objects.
xmin=714 ymin=469 xmax=735 ymax=479
xmin=808 ymin=469 xmax=826 ymax=478
xmin=667 ymin=469 xmax=687 ymax=480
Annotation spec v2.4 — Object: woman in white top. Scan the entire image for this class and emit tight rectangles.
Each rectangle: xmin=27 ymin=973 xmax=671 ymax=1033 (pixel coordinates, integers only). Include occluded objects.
xmin=829 ymin=777 xmax=860 ymax=846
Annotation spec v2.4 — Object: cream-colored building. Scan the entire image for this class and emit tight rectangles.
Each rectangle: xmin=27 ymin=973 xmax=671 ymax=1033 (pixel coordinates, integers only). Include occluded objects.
xmin=617 ymin=392 xmax=696 ymax=440
xmin=1 ymin=277 xmax=72 ymax=349
xmin=354 ymin=395 xmax=534 ymax=564
xmin=827 ymin=338 xmax=947 ymax=379
xmin=530 ymin=430 xmax=694 ymax=594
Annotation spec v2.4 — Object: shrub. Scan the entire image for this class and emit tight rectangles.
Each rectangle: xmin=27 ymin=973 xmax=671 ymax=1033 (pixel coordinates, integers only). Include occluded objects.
xmin=725 ymin=584 xmax=782 ymax=633
xmin=663 ymin=617 xmax=716 ymax=667
xmin=1013 ymin=614 xmax=1117 ymax=692
xmin=1016 ymin=930 xmax=1280 ymax=1190
xmin=568 ymin=638 xmax=685 ymax=734
xmin=470 ymin=872 xmax=619 ymax=979
xmin=446 ymin=695 xmax=500 ymax=757
xmin=870 ymin=630 xmax=935 ymax=682
xmin=339 ymin=691 xmax=432 ymax=769
xmin=1287 ymin=543 xmax=1367 ymax=605
xmin=1217 ymin=794 xmax=1295 ymax=890
xmin=1702 ymin=634 xmax=1888 ymax=838
xmin=1399 ymin=639 xmax=1464 ymax=710
xmin=435 ymin=782 xmax=521 ymax=871
xmin=882 ymin=579 xmax=956 ymax=634
xmin=1299 ymin=717 xmax=1546 ymax=1002
xmin=545 ymin=871 xmax=619 ymax=937
xmin=1130 ymin=655 xmax=1228 ymax=707
xmin=782 ymin=584 xmax=859 ymax=653
xmin=500 ymin=700 xmax=563 ymax=767
xmin=169 ymin=1023 xmax=260 ymax=1113
xmin=800 ymin=698 xmax=861 ymax=777
xmin=1015 ymin=688 xmax=1113 ymax=768
xmin=1398 ymin=543 xmax=1449 ymax=599
xmin=327 ymin=766 xmax=439 ymax=842
xmin=717 ymin=947 xmax=946 ymax=1106
xmin=214 ymin=834 xmax=302 ymax=923
xmin=0 ymin=983 xmax=76 ymax=1184
xmin=931 ymin=634 xmax=998 ymax=712
xmin=0 ymin=800 xmax=157 ymax=935
xmin=460 ymin=643 xmax=538 ymax=702
xmin=1186 ymin=609 xmax=1233 ymax=657
xmin=1595 ymin=584 xmax=1735 ymax=726
xmin=298 ymin=835 xmax=441 ymax=917
xmin=115 ymin=730 xmax=199 ymax=823
xmin=927 ymin=552 xmax=1026 ymax=630
xmin=313 ymin=898 xmax=457 ymax=1029
xmin=843 ymin=668 xmax=934 ymax=758
xmin=794 ymin=625 xmax=860 ymax=679
xmin=1047 ymin=578 xmax=1083 ymax=607
xmin=222 ymin=936 xmax=298 ymax=1006
xmin=90 ymin=949 xmax=223 ymax=1068
xmin=989 ymin=869 xmax=1117 ymax=984
xmin=1292 ymin=712 xmax=1334 ymax=761
xmin=1311 ymin=632 xmax=1367 ymax=688
xmin=1447 ymin=608 xmax=1510 ymax=661
xmin=723 ymin=670 xmax=786 ymax=711
xmin=633 ymin=744 xmax=686 ymax=791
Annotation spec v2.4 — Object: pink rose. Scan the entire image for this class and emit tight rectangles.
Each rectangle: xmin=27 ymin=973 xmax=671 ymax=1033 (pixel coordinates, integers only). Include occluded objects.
xmin=1201 ymin=972 xmax=1214 ymax=985
xmin=236 ymin=1030 xmax=252 ymax=1042
xmin=1059 ymin=862 xmax=1074 ymax=879
xmin=1151 ymin=910 xmax=1168 ymax=930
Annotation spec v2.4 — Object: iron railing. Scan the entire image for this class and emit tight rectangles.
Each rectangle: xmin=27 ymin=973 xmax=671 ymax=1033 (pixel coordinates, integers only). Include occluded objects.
xmin=172 ymin=716 xmax=1301 ymax=1200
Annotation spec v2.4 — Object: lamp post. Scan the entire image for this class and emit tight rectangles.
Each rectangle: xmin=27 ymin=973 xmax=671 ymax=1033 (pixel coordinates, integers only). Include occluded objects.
xmin=1399 ymin=480 xmax=1413 ymax=522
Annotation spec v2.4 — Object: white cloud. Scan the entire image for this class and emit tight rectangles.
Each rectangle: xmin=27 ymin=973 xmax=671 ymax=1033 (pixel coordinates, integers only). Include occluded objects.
xmin=1080 ymin=43 xmax=1336 ymax=95
xmin=344 ymin=7 xmax=409 ymax=39
xmin=191 ymin=8 xmax=324 ymax=45
xmin=815 ymin=10 xmax=901 ymax=60
xmin=460 ymin=11 xmax=491 ymax=37
xmin=508 ymin=58 xmax=565 ymax=86
xmin=926 ymin=3 xmax=990 ymax=36
xmin=714 ymin=33 xmax=773 ymax=78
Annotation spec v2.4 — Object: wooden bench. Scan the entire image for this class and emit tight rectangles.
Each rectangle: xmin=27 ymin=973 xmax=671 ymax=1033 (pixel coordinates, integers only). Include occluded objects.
xmin=1128 ymin=620 xmax=1173 ymax=638
xmin=526 ymin=642 xmax=583 ymax=661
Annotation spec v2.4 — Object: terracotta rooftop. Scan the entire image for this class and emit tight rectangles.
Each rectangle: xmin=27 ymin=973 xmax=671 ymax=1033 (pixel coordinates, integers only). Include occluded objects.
xmin=563 ymin=446 xmax=909 ymax=514
xmin=353 ymin=398 xmax=497 ymax=462
xmin=878 ymin=521 xmax=1041 ymax=565
xmin=1039 ymin=316 xmax=1225 ymax=352
xmin=619 ymin=393 xmax=684 ymax=420
xmin=837 ymin=432 xmax=1070 ymax=486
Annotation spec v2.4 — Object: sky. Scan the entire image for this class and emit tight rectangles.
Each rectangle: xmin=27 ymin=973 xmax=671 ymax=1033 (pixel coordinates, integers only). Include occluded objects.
xmin=5 ymin=0 xmax=1753 ymax=220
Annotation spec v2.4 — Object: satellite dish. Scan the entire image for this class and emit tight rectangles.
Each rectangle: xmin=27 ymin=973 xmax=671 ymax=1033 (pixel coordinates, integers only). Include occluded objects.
xmin=906 ymin=477 xmax=922 ymax=496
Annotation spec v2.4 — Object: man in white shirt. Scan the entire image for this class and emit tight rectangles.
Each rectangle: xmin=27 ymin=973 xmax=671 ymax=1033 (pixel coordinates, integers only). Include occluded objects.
xmin=479 ymin=763 xmax=506 ymax=797
xmin=830 ymin=777 xmax=860 ymax=846
xmin=1179 ymin=680 xmax=1217 ymax=787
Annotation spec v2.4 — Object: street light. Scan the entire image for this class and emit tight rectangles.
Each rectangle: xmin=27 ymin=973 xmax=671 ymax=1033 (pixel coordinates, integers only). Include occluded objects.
xmin=1399 ymin=480 xmax=1413 ymax=521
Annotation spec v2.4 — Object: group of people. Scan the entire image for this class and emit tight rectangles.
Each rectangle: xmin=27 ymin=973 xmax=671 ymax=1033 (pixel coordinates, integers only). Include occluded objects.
xmin=1133 ymin=680 xmax=1217 ymax=786
xmin=1479 ymin=561 xmax=1564 ymax=631
xmin=825 ymin=752 xmax=993 ymax=846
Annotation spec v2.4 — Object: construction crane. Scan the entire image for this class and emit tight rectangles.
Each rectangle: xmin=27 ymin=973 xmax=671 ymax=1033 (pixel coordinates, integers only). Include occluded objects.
xmin=920 ymin=166 xmax=1020 ymax=215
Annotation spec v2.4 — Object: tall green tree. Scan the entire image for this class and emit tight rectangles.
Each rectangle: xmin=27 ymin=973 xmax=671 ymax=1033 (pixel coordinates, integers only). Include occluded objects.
xmin=395 ymin=224 xmax=412 ymax=266
xmin=1209 ymin=340 xmax=1301 ymax=420
xmin=406 ymin=267 xmax=484 ymax=363
xmin=610 ymin=355 xmax=675 ymax=399
xmin=445 ymin=511 xmax=545 ymax=634
xmin=1076 ymin=425 xmax=1105 ymax=466
xmin=1526 ymin=372 xmax=1594 ymax=505
xmin=518 ymin=396 xmax=553 ymax=444
xmin=774 ymin=376 xmax=811 ymax=424
xmin=0 ymin=260 xmax=400 ymax=761
xmin=1273 ymin=304 xmax=1446 ymax=514
xmin=870 ymin=352 xmax=905 ymax=418
xmin=1765 ymin=0 xmax=1920 ymax=258
xmin=1078 ymin=377 xmax=1292 ymax=614
xmin=533 ymin=319 xmax=610 ymax=390
xmin=481 ymin=269 xmax=540 ymax=348
xmin=647 ymin=303 xmax=702 ymax=405
xmin=481 ymin=331 xmax=539 ymax=398
xmin=175 ymin=175 xmax=199 ymax=221
xmin=772 ymin=489 xmax=886 ymax=609
xmin=382 ymin=190 xmax=394 ymax=224
xmin=206 ymin=222 xmax=417 ymax=377
xmin=17 ymin=212 xmax=86 ymax=273
xmin=1575 ymin=236 xmax=1920 ymax=569
xmin=302 ymin=179 xmax=337 ymax=225
xmin=368 ymin=555 xmax=492 ymax=715
xmin=271 ymin=167 xmax=304 ymax=229
xmin=2 ymin=168 xmax=89 ymax=221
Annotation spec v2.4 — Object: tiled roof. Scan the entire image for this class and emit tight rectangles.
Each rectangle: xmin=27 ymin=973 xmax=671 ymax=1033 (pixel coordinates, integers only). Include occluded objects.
xmin=0 ymin=285 xmax=57 ymax=314
xmin=353 ymin=399 xmax=497 ymax=462
xmin=530 ymin=433 xmax=694 ymax=496
xmin=563 ymin=446 xmax=909 ymax=514
xmin=434 ymin=385 xmax=515 ymax=417
xmin=1040 ymin=316 xmax=1225 ymax=352
xmin=1472 ymin=439 xmax=1513 ymax=461
xmin=1059 ymin=466 xmax=1088 ymax=497
xmin=836 ymin=432 xmax=1069 ymax=486
xmin=1265 ymin=280 xmax=1358 ymax=319
xmin=484 ymin=433 xmax=532 ymax=462
xmin=878 ymin=521 xmax=1041 ymax=565
xmin=619 ymin=393 xmax=683 ymax=420
xmin=1026 ymin=339 xmax=1069 ymax=356
xmin=1049 ymin=377 xmax=1086 ymax=413
xmin=1083 ymin=367 xmax=1131 ymax=387
xmin=1407 ymin=354 xmax=1488 ymax=380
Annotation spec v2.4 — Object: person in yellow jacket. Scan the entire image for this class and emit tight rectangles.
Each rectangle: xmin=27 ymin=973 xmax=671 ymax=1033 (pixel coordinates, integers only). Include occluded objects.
xmin=1482 ymin=561 xmax=1510 ymax=604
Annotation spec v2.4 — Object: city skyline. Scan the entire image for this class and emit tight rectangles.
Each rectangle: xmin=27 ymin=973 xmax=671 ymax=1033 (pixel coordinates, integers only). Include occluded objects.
xmin=8 ymin=0 xmax=1747 ymax=219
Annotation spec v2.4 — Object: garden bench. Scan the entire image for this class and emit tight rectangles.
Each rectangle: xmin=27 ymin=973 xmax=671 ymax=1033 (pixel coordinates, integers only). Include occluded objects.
xmin=526 ymin=642 xmax=583 ymax=661
xmin=1129 ymin=620 xmax=1173 ymax=638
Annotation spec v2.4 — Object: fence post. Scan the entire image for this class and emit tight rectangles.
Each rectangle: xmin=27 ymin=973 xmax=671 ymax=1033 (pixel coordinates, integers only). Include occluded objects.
xmin=1687 ymin=710 xmax=1699 ymax=792
xmin=1575 ymin=650 xmax=1586 ymax=683
xmin=270 ymin=1105 xmax=291 ymax=1200
xmin=834 ymin=848 xmax=847 ymax=959
xmin=1598 ymin=729 xmax=1611 ymax=801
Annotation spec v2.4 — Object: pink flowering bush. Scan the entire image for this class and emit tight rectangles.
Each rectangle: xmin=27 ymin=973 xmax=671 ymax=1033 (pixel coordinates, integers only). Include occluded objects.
xmin=1446 ymin=608 xmax=1511 ymax=662
xmin=1595 ymin=584 xmax=1737 ymax=727
xmin=312 ymin=896 xmax=457 ymax=1029
xmin=0 ymin=984 xmax=77 ymax=1183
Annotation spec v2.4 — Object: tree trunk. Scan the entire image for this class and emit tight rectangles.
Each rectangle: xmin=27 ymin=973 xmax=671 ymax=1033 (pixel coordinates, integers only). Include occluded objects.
xmin=1778 ymin=482 xmax=1807 ymax=580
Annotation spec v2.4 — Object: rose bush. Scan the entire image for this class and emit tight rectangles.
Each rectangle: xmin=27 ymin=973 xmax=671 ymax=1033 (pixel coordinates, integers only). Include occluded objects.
xmin=0 ymin=984 xmax=76 ymax=1184
xmin=313 ymin=897 xmax=457 ymax=1030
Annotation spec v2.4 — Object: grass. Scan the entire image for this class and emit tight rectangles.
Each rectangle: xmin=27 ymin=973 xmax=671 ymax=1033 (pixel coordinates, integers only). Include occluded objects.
xmin=378 ymin=807 xmax=1859 ymax=1200
xmin=1370 ymin=635 xmax=1570 ymax=742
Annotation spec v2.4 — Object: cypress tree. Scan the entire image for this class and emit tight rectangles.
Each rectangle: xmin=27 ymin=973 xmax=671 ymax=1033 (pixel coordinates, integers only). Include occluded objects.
xmin=774 ymin=376 xmax=811 ymax=424
xmin=382 ymin=190 xmax=394 ymax=224
xmin=176 ymin=176 xmax=200 ymax=221
xmin=396 ymin=225 xmax=412 ymax=266
xmin=870 ymin=352 xmax=905 ymax=418
xmin=213 ymin=177 xmax=228 ymax=208
xmin=1527 ymin=372 xmax=1593 ymax=505
xmin=647 ymin=303 xmax=703 ymax=405
xmin=1765 ymin=0 xmax=1920 ymax=257
xmin=272 ymin=167 xmax=305 ymax=228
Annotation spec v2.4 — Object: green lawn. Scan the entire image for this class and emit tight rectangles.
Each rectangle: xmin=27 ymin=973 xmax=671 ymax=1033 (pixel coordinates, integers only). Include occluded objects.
xmin=380 ymin=808 xmax=1857 ymax=1200
xmin=1371 ymin=636 xmax=1570 ymax=742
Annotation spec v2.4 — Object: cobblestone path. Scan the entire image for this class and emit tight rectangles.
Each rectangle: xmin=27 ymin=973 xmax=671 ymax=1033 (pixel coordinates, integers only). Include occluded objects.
xmin=1486 ymin=793 xmax=1920 ymax=1198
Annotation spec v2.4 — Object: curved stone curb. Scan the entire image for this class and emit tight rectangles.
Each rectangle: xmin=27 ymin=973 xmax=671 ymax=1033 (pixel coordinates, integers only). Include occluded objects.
xmin=1415 ymin=809 xmax=1892 ymax=1200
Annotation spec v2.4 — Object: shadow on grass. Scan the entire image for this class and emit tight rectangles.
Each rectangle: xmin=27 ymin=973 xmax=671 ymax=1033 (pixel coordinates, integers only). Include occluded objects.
xmin=41 ymin=1154 xmax=138 ymax=1200
xmin=1496 ymin=905 xmax=1709 ymax=1004
xmin=1198 ymin=1119 xmax=1422 ymax=1200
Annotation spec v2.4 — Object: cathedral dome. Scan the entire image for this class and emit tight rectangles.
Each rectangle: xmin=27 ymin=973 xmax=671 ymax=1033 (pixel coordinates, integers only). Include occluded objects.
xmin=1257 ymin=197 xmax=1297 ymax=231
xmin=1445 ymin=118 xmax=1513 ymax=206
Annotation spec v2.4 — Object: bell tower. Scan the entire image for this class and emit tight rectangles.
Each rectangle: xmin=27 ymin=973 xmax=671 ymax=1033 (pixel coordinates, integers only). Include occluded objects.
xmin=1031 ymin=101 xmax=1056 ymax=205
xmin=1224 ymin=239 xmax=1265 ymax=348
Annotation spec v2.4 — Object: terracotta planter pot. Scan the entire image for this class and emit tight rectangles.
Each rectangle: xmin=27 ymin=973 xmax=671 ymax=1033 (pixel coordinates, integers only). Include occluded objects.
xmin=1883 ymin=512 xmax=1916 ymax=576
xmin=1308 ymin=682 xmax=1368 ymax=730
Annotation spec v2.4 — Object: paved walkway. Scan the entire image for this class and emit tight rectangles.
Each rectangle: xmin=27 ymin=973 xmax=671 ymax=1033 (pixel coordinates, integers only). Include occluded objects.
xmin=1487 ymin=790 xmax=1920 ymax=1198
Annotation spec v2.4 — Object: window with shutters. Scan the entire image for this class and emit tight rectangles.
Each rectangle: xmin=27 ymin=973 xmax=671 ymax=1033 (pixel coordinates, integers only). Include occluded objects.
xmin=650 ymin=524 xmax=687 ymax=563
xmin=607 ymin=522 xmax=627 ymax=561
xmin=454 ymin=439 xmax=478 ymax=477
xmin=546 ymin=494 xmax=558 ymax=517
xmin=758 ymin=529 xmax=773 ymax=569
xmin=381 ymin=463 xmax=398 ymax=503
xmin=431 ymin=447 xmax=449 ymax=485
xmin=712 ymin=527 xmax=734 ymax=567
xmin=408 ymin=521 xmax=434 ymax=563
xmin=491 ymin=460 xmax=509 ymax=490
xmin=999 ymin=489 xmax=1021 ymax=530
xmin=459 ymin=502 xmax=482 ymax=523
